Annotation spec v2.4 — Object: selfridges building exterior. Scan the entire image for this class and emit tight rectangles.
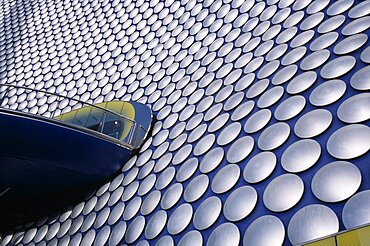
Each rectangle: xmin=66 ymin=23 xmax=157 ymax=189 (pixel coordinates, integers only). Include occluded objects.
xmin=0 ymin=0 xmax=370 ymax=245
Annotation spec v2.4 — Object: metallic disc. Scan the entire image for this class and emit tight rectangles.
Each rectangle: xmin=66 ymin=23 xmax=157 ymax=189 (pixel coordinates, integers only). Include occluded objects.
xmin=317 ymin=15 xmax=346 ymax=34
xmin=176 ymin=158 xmax=198 ymax=183
xmin=337 ymin=93 xmax=370 ymax=123
xmin=235 ymin=73 xmax=255 ymax=92
xmin=145 ymin=210 xmax=167 ymax=240
xmin=258 ymin=123 xmax=290 ymax=151
xmin=138 ymin=174 xmax=156 ymax=196
xmin=122 ymin=167 xmax=139 ymax=186
xmin=81 ymin=230 xmax=95 ymax=246
xmin=208 ymin=113 xmax=229 ymax=133
xmin=266 ymin=44 xmax=288 ymax=62
xmin=320 ymin=56 xmax=356 ymax=79
xmin=294 ymin=109 xmax=332 ymax=138
xmin=196 ymin=96 xmax=214 ymax=113
xmin=108 ymin=203 xmax=125 ymax=225
xmin=193 ymin=196 xmax=222 ymax=230
xmin=272 ymin=7 xmax=291 ymax=24
xmin=154 ymin=153 xmax=173 ymax=173
xmin=108 ymin=221 xmax=127 ymax=245
xmin=204 ymin=104 xmax=223 ymax=122
xmin=290 ymin=30 xmax=315 ymax=48
xmin=244 ymin=109 xmax=272 ymax=134
xmin=327 ymin=124 xmax=370 ymax=159
xmin=256 ymin=61 xmax=280 ymax=79
xmin=341 ymin=16 xmax=370 ymax=36
xmin=153 ymin=130 xmax=170 ymax=146
xmin=274 ymin=95 xmax=306 ymax=121
xmin=288 ymin=204 xmax=339 ymax=245
xmin=167 ymin=203 xmax=193 ymax=235
xmin=263 ymin=174 xmax=304 ymax=212
xmin=243 ymin=151 xmax=276 ymax=184
xmin=122 ymin=181 xmax=139 ymax=202
xmin=281 ymin=139 xmax=321 ymax=173
xmin=300 ymin=12 xmax=324 ymax=31
xmin=231 ymin=101 xmax=255 ymax=121
xmin=257 ymin=86 xmax=284 ymax=109
xmin=159 ymin=183 xmax=183 ymax=209
xmin=184 ymin=174 xmax=209 ymax=203
xmin=155 ymin=236 xmax=174 ymax=246
xmin=309 ymin=32 xmax=339 ymax=51
xmin=200 ymin=147 xmax=224 ymax=173
xmin=125 ymin=216 xmax=145 ymax=244
xmin=283 ymin=11 xmax=304 ymax=29
xmin=343 ymin=190 xmax=370 ymax=229
xmin=309 ymin=79 xmax=346 ymax=106
xmin=361 ymin=46 xmax=370 ymax=63
xmin=194 ymin=134 xmax=216 ymax=156
xmin=215 ymin=85 xmax=233 ymax=103
xmin=123 ymin=197 xmax=142 ymax=221
xmin=223 ymin=186 xmax=257 ymax=222
xmin=141 ymin=191 xmax=161 ymax=216
xmin=244 ymin=57 xmax=264 ymax=74
xmin=243 ymin=215 xmax=285 ymax=246
xmin=185 ymin=113 xmax=203 ymax=131
xmin=287 ymin=71 xmax=317 ymax=95
xmin=327 ymin=0 xmax=354 ymax=16
xmin=226 ymin=136 xmax=254 ymax=163
xmin=306 ymin=0 xmax=330 ymax=14
xmin=211 ymin=164 xmax=240 ymax=194
xmin=255 ymin=40 xmax=274 ymax=58
xmin=188 ymin=124 xmax=207 ymax=143
xmin=95 ymin=226 xmax=110 ymax=246
xmin=224 ymin=92 xmax=244 ymax=111
xmin=351 ymin=66 xmax=370 ymax=91
xmin=23 ymin=229 xmax=37 ymax=244
xmin=170 ymin=133 xmax=188 ymax=151
xmin=334 ymin=34 xmax=368 ymax=55
xmin=137 ymin=240 xmax=150 ymax=246
xmin=281 ymin=46 xmax=306 ymax=66
xmin=300 ymin=50 xmax=330 ymax=71
xmin=94 ymin=208 xmax=110 ymax=229
xmin=138 ymin=161 xmax=155 ymax=180
xmin=312 ymin=161 xmax=361 ymax=203
xmin=276 ymin=27 xmax=298 ymax=44
xmin=178 ymin=230 xmax=203 ymax=246
xmin=206 ymin=223 xmax=240 ymax=246
xmin=172 ymin=144 xmax=192 ymax=165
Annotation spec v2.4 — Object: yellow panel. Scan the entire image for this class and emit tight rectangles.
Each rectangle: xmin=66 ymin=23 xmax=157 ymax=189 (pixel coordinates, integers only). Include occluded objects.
xmin=304 ymin=237 xmax=336 ymax=246
xmin=337 ymin=226 xmax=370 ymax=246
xmin=107 ymin=101 xmax=126 ymax=114
xmin=55 ymin=106 xmax=92 ymax=124
xmin=55 ymin=109 xmax=77 ymax=122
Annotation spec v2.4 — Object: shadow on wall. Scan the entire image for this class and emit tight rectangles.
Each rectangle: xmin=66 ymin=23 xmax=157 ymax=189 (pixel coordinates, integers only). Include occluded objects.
xmin=0 ymin=185 xmax=96 ymax=230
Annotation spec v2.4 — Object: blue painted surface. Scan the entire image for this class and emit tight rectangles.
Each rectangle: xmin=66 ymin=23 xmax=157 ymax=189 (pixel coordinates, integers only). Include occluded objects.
xmin=0 ymin=110 xmax=132 ymax=202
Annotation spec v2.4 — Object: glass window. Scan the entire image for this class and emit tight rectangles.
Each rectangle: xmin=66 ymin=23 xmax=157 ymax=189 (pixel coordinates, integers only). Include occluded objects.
xmin=101 ymin=119 xmax=123 ymax=139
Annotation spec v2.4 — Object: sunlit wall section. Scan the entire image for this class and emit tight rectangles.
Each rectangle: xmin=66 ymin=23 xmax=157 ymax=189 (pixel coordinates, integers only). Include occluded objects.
xmin=0 ymin=0 xmax=370 ymax=245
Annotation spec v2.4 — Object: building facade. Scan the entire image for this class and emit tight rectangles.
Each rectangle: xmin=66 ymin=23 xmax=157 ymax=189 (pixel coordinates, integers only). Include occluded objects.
xmin=0 ymin=0 xmax=370 ymax=245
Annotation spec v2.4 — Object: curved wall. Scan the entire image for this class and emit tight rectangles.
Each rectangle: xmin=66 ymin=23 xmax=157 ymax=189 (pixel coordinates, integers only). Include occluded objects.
xmin=0 ymin=0 xmax=370 ymax=245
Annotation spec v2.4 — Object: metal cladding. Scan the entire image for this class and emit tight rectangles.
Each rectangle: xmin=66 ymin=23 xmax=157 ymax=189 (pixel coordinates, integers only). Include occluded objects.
xmin=0 ymin=0 xmax=370 ymax=245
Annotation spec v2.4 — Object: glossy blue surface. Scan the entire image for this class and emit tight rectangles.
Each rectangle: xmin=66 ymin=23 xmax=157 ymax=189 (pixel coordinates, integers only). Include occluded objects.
xmin=0 ymin=110 xmax=132 ymax=202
